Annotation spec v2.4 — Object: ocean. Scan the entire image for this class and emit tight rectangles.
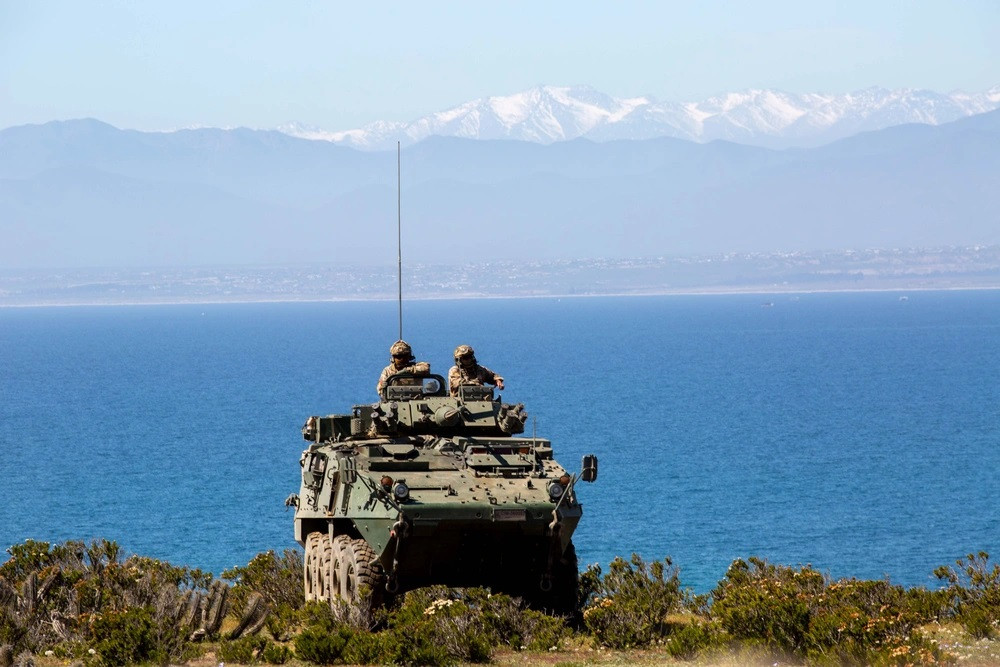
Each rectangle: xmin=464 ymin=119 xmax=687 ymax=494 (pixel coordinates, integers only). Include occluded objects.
xmin=1 ymin=291 xmax=998 ymax=592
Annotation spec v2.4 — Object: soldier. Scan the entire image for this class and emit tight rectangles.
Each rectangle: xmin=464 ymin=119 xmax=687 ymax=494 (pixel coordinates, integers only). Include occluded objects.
xmin=448 ymin=344 xmax=504 ymax=397
xmin=376 ymin=340 xmax=431 ymax=396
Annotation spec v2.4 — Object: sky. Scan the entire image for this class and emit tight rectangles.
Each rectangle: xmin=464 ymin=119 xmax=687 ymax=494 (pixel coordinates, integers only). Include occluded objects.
xmin=1 ymin=0 xmax=998 ymax=132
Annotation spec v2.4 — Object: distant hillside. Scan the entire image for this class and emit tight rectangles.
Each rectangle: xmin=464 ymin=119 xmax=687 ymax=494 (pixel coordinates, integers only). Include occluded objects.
xmin=1 ymin=111 xmax=999 ymax=269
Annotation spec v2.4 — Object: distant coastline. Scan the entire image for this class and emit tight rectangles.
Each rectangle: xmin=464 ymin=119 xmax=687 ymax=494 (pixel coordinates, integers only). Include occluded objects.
xmin=2 ymin=246 xmax=999 ymax=308
xmin=5 ymin=284 xmax=1000 ymax=309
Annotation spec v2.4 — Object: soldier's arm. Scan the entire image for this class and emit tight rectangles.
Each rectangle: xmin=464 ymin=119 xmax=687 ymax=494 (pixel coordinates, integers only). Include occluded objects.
xmin=448 ymin=366 xmax=461 ymax=396
xmin=406 ymin=361 xmax=430 ymax=375
xmin=479 ymin=365 xmax=504 ymax=388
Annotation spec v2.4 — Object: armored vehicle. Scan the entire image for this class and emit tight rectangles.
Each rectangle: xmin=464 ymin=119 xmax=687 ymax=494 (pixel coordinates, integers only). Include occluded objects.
xmin=290 ymin=373 xmax=598 ymax=615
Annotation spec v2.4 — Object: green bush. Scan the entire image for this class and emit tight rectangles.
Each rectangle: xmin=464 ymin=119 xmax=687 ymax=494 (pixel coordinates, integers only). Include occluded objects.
xmin=711 ymin=557 xmax=948 ymax=664
xmin=581 ymin=554 xmax=685 ymax=648
xmin=218 ymin=635 xmax=290 ymax=664
xmin=6 ymin=541 xmax=989 ymax=666
xmin=223 ymin=550 xmax=303 ymax=640
xmin=89 ymin=607 xmax=157 ymax=667
xmin=338 ymin=631 xmax=383 ymax=664
xmin=260 ymin=641 xmax=292 ymax=664
xmin=293 ymin=605 xmax=360 ymax=665
xmin=448 ymin=588 xmax=568 ymax=651
xmin=218 ymin=635 xmax=267 ymax=664
xmin=710 ymin=557 xmax=821 ymax=653
xmin=0 ymin=539 xmax=221 ymax=662
xmin=960 ymin=602 xmax=995 ymax=640
xmin=294 ymin=623 xmax=356 ymax=664
xmin=935 ymin=551 xmax=1000 ymax=638
xmin=663 ymin=620 xmax=723 ymax=660
xmin=379 ymin=587 xmax=490 ymax=665
xmin=1 ymin=541 xmax=85 ymax=582
xmin=298 ymin=586 xmax=566 ymax=666
xmin=577 ymin=562 xmax=602 ymax=613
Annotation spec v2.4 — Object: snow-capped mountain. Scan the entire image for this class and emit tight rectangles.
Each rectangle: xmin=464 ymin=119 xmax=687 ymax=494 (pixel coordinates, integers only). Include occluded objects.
xmin=4 ymin=108 xmax=999 ymax=268
xmin=278 ymin=84 xmax=1000 ymax=150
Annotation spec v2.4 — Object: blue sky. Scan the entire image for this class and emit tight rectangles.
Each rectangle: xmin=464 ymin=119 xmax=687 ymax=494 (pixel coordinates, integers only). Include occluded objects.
xmin=1 ymin=0 xmax=998 ymax=132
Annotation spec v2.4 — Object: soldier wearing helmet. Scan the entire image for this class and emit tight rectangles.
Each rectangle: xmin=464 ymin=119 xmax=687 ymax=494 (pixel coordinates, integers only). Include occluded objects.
xmin=448 ymin=344 xmax=504 ymax=397
xmin=376 ymin=340 xmax=431 ymax=396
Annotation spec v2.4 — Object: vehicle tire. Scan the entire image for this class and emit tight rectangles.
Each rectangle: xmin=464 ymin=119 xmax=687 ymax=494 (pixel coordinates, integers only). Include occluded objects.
xmin=330 ymin=535 xmax=352 ymax=602
xmin=543 ymin=541 xmax=579 ymax=618
xmin=317 ymin=535 xmax=333 ymax=602
xmin=337 ymin=537 xmax=385 ymax=624
xmin=303 ymin=532 xmax=325 ymax=602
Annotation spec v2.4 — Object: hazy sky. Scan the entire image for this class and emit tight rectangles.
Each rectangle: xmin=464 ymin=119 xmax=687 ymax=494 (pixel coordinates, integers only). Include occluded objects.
xmin=2 ymin=0 xmax=998 ymax=132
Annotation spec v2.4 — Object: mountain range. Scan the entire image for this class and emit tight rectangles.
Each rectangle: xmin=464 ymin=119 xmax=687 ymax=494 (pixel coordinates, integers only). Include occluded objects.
xmin=278 ymin=85 xmax=1000 ymax=150
xmin=1 ymin=105 xmax=999 ymax=269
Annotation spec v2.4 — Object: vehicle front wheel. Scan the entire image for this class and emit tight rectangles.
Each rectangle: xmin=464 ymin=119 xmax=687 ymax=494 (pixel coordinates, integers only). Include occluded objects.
xmin=336 ymin=537 xmax=385 ymax=626
xmin=303 ymin=532 xmax=327 ymax=602
xmin=533 ymin=541 xmax=579 ymax=618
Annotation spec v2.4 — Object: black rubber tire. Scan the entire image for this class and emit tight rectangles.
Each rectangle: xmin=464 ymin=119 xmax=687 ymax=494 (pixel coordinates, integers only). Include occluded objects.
xmin=330 ymin=535 xmax=352 ymax=603
xmin=337 ymin=537 xmax=385 ymax=623
xmin=317 ymin=535 xmax=333 ymax=602
xmin=554 ymin=541 xmax=580 ymax=616
xmin=303 ymin=532 xmax=324 ymax=603
xmin=537 ymin=541 xmax=579 ymax=618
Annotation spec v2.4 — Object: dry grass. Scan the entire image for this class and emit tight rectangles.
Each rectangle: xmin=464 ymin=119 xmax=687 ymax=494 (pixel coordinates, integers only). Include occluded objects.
xmin=20 ymin=620 xmax=1000 ymax=666
xmin=924 ymin=621 xmax=1000 ymax=665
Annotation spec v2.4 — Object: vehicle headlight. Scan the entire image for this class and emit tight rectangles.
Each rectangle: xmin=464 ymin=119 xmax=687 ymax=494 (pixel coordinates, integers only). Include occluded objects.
xmin=547 ymin=482 xmax=564 ymax=501
xmin=393 ymin=481 xmax=410 ymax=501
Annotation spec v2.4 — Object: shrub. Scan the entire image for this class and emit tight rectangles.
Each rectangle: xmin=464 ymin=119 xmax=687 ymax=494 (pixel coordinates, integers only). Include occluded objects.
xmin=339 ymin=630 xmax=385 ymax=664
xmin=260 ymin=640 xmax=292 ymax=664
xmin=293 ymin=605 xmax=360 ymax=665
xmin=711 ymin=557 xmax=821 ymax=653
xmin=581 ymin=554 xmax=685 ymax=648
xmin=294 ymin=623 xmax=356 ymax=664
xmin=89 ymin=607 xmax=157 ymax=667
xmin=0 ymin=539 xmax=221 ymax=662
xmin=380 ymin=587 xmax=490 ymax=664
xmin=218 ymin=635 xmax=267 ymax=663
xmin=577 ymin=562 xmax=602 ymax=612
xmin=901 ymin=586 xmax=952 ymax=623
xmin=223 ymin=550 xmax=303 ymax=640
xmin=935 ymin=551 xmax=1000 ymax=638
xmin=306 ymin=586 xmax=569 ymax=666
xmin=1 ymin=541 xmax=85 ymax=582
xmin=663 ymin=620 xmax=723 ymax=660
xmin=711 ymin=557 xmax=946 ymax=663
xmin=453 ymin=588 xmax=568 ymax=651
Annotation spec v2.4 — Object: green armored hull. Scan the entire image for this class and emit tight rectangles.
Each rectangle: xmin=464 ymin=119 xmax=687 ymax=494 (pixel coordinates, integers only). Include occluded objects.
xmin=290 ymin=375 xmax=597 ymax=615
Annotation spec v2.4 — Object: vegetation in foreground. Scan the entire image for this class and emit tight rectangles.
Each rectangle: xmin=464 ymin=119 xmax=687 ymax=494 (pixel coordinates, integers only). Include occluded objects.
xmin=2 ymin=540 xmax=1000 ymax=666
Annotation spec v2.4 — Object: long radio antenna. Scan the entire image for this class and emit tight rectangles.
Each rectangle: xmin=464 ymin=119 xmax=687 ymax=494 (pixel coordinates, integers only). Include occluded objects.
xmin=397 ymin=141 xmax=402 ymax=340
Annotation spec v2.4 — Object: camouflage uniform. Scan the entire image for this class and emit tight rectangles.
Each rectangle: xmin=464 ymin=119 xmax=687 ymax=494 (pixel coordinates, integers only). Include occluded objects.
xmin=377 ymin=361 xmax=430 ymax=394
xmin=448 ymin=364 xmax=502 ymax=396
xmin=376 ymin=340 xmax=431 ymax=395
xmin=448 ymin=344 xmax=503 ymax=397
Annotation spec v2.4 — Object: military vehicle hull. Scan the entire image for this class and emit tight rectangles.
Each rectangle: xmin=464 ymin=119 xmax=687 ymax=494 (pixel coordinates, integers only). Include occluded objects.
xmin=291 ymin=376 xmax=596 ymax=616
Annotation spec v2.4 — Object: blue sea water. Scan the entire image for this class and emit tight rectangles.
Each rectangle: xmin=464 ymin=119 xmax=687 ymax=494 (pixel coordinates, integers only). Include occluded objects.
xmin=1 ymin=291 xmax=998 ymax=592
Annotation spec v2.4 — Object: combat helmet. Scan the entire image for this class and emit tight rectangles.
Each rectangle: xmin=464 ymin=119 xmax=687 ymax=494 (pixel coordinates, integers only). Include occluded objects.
xmin=390 ymin=340 xmax=415 ymax=363
xmin=454 ymin=344 xmax=476 ymax=365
